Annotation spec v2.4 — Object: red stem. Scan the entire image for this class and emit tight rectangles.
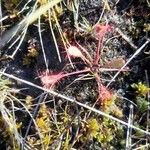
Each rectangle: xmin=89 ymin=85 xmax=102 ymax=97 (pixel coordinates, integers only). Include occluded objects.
xmin=95 ymin=73 xmax=103 ymax=99
xmin=94 ymin=37 xmax=103 ymax=65
xmin=62 ymin=68 xmax=91 ymax=78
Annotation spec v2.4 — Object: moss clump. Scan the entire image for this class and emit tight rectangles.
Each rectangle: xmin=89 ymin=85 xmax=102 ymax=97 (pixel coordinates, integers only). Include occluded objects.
xmin=131 ymin=82 xmax=149 ymax=96
xmin=80 ymin=118 xmax=124 ymax=149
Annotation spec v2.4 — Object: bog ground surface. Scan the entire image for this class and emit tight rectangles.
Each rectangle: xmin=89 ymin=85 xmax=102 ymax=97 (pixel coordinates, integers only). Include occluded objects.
xmin=0 ymin=0 xmax=150 ymax=149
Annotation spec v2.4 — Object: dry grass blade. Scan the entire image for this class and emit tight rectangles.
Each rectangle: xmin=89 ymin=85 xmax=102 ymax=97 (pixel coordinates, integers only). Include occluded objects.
xmin=107 ymin=40 xmax=150 ymax=87
xmin=10 ymin=94 xmax=45 ymax=149
xmin=23 ymin=92 xmax=48 ymax=146
xmin=25 ymin=0 xmax=63 ymax=25
xmin=116 ymin=28 xmax=137 ymax=49
xmin=0 ymin=0 xmax=62 ymax=52
xmin=48 ymin=9 xmax=61 ymax=62
xmin=38 ymin=16 xmax=49 ymax=70
xmin=0 ymin=88 xmax=44 ymax=149
xmin=0 ymin=71 xmax=150 ymax=136
xmin=0 ymin=0 xmax=2 ymax=34
xmin=133 ymin=144 xmax=150 ymax=150
xmin=126 ymin=104 xmax=134 ymax=150
xmin=10 ymin=26 xmax=28 ymax=58
xmin=145 ymin=70 xmax=150 ymax=145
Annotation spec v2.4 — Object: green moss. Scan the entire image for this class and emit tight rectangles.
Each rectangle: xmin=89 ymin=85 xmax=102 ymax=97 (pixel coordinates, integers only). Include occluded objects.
xmin=131 ymin=82 xmax=149 ymax=96
xmin=81 ymin=118 xmax=124 ymax=148
xmin=136 ymin=96 xmax=149 ymax=113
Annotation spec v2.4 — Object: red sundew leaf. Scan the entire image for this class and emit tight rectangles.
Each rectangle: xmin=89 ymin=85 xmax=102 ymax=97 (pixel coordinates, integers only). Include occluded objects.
xmin=93 ymin=24 xmax=112 ymax=65
xmin=99 ymin=84 xmax=113 ymax=102
xmin=38 ymin=69 xmax=90 ymax=89
xmin=39 ymin=71 xmax=64 ymax=89
xmin=67 ymin=46 xmax=85 ymax=59
xmin=93 ymin=24 xmax=112 ymax=40
xmin=67 ymin=45 xmax=92 ymax=66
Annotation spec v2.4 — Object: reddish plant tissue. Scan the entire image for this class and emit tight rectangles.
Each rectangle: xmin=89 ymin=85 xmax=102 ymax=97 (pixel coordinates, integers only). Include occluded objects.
xmin=93 ymin=24 xmax=112 ymax=39
xmin=99 ymin=84 xmax=113 ymax=103
xmin=38 ymin=24 xmax=114 ymax=105
xmin=39 ymin=71 xmax=64 ymax=89
xmin=67 ymin=46 xmax=85 ymax=61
